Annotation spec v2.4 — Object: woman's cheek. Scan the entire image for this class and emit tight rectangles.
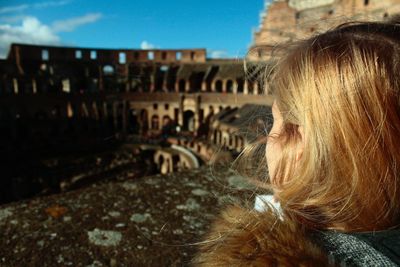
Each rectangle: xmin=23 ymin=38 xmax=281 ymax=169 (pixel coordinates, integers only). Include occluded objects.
xmin=266 ymin=138 xmax=281 ymax=182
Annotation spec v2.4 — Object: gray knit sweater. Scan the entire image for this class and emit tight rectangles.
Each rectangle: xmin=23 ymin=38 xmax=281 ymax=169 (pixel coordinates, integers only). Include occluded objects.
xmin=314 ymin=229 xmax=400 ymax=266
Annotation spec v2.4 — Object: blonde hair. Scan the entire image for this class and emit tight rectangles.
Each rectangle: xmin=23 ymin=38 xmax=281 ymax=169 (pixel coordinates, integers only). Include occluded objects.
xmin=241 ymin=22 xmax=400 ymax=232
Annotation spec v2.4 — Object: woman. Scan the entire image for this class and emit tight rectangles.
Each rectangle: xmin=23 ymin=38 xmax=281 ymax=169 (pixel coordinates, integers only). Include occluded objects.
xmin=194 ymin=21 xmax=400 ymax=266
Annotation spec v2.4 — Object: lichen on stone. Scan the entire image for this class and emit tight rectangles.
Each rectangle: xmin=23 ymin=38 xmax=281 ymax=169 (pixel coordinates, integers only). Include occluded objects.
xmin=0 ymin=208 xmax=13 ymax=222
xmin=120 ymin=182 xmax=138 ymax=191
xmin=173 ymin=229 xmax=183 ymax=235
xmin=130 ymin=213 xmax=151 ymax=223
xmin=108 ymin=211 xmax=121 ymax=218
xmin=86 ymin=260 xmax=104 ymax=267
xmin=87 ymin=228 xmax=122 ymax=247
xmin=227 ymin=175 xmax=255 ymax=190
xmin=176 ymin=198 xmax=200 ymax=211
xmin=191 ymin=188 xmax=209 ymax=196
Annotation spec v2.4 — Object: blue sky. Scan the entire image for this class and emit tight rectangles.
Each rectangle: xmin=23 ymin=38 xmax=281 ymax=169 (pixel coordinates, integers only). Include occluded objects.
xmin=0 ymin=0 xmax=270 ymax=59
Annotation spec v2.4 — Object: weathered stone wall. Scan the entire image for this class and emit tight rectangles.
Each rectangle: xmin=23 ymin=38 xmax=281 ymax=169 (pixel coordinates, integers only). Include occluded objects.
xmin=251 ymin=0 xmax=400 ymax=60
xmin=0 ymin=166 xmax=261 ymax=266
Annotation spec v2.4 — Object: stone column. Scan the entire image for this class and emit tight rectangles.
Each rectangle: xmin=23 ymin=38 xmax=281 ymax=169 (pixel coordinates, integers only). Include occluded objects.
xmin=222 ymin=80 xmax=227 ymax=93
xmin=103 ymin=102 xmax=108 ymax=119
xmin=185 ymin=80 xmax=190 ymax=92
xmin=98 ymin=65 xmax=103 ymax=91
xmin=244 ymin=80 xmax=249 ymax=95
xmin=32 ymin=79 xmax=37 ymax=94
xmin=178 ymin=94 xmax=184 ymax=126
xmin=233 ymin=81 xmax=238 ymax=94
xmin=125 ymin=80 xmax=130 ymax=92
xmin=174 ymin=81 xmax=179 ymax=92
xmin=254 ymin=83 xmax=259 ymax=95
xmin=194 ymin=94 xmax=200 ymax=132
xmin=92 ymin=102 xmax=99 ymax=121
xmin=211 ymin=80 xmax=216 ymax=92
xmin=13 ymin=78 xmax=18 ymax=94
xmin=122 ymin=101 xmax=127 ymax=135
xmin=150 ymin=74 xmax=155 ymax=92
xmin=201 ymin=81 xmax=207 ymax=92
xmin=113 ymin=102 xmax=118 ymax=130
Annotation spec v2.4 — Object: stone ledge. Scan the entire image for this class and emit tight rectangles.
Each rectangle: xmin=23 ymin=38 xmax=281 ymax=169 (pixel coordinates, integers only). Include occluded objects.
xmin=0 ymin=166 xmax=258 ymax=267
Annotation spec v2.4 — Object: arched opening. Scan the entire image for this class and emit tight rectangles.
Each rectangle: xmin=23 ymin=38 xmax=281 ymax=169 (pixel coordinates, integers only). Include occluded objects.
xmin=226 ymin=80 xmax=233 ymax=93
xmin=215 ymin=80 xmax=223 ymax=92
xmin=247 ymin=82 xmax=254 ymax=94
xmin=103 ymin=65 xmax=114 ymax=75
xmin=140 ymin=109 xmax=148 ymax=134
xmin=166 ymin=158 xmax=171 ymax=173
xmin=50 ymin=105 xmax=61 ymax=118
xmin=236 ymin=78 xmax=244 ymax=93
xmin=128 ymin=109 xmax=139 ymax=134
xmin=91 ymin=102 xmax=99 ymax=121
xmin=179 ymin=79 xmax=186 ymax=92
xmin=161 ymin=115 xmax=174 ymax=136
xmin=117 ymin=103 xmax=124 ymax=130
xmin=151 ymin=115 xmax=159 ymax=130
xmin=189 ymin=73 xmax=203 ymax=92
xmin=158 ymin=155 xmax=164 ymax=172
xmin=183 ymin=110 xmax=195 ymax=132
xmin=119 ymin=53 xmax=126 ymax=64
xmin=162 ymin=115 xmax=172 ymax=127
xmin=217 ymin=130 xmax=222 ymax=144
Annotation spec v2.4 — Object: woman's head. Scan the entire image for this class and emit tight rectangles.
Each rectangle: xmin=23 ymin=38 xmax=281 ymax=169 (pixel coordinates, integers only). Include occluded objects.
xmin=265 ymin=21 xmax=400 ymax=231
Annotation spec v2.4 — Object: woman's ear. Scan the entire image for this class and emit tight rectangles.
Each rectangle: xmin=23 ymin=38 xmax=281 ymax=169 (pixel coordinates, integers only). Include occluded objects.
xmin=296 ymin=125 xmax=305 ymax=162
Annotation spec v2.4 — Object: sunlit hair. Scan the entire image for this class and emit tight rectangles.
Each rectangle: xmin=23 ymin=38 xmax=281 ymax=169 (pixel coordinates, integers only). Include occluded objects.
xmin=238 ymin=21 xmax=400 ymax=232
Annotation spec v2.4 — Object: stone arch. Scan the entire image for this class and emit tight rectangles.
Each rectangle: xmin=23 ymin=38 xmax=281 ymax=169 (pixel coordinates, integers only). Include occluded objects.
xmin=183 ymin=110 xmax=195 ymax=131
xmin=103 ymin=65 xmax=114 ymax=75
xmin=178 ymin=79 xmax=186 ymax=92
xmin=151 ymin=114 xmax=159 ymax=130
xmin=162 ymin=115 xmax=172 ymax=127
xmin=215 ymin=80 xmax=223 ymax=92
xmin=92 ymin=102 xmax=99 ymax=121
xmin=140 ymin=109 xmax=149 ymax=134
xmin=158 ymin=154 xmax=164 ymax=172
xmin=81 ymin=102 xmax=89 ymax=118
xmin=247 ymin=81 xmax=254 ymax=94
xmin=128 ymin=109 xmax=139 ymax=134
xmin=166 ymin=158 xmax=171 ymax=173
xmin=226 ymin=79 xmax=233 ymax=93
xmin=229 ymin=133 xmax=233 ymax=147
xmin=236 ymin=78 xmax=244 ymax=93
xmin=50 ymin=105 xmax=61 ymax=118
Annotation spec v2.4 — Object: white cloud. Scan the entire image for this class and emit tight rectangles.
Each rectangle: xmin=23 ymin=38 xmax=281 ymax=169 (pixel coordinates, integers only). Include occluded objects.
xmin=140 ymin=40 xmax=156 ymax=49
xmin=208 ymin=50 xmax=228 ymax=58
xmin=0 ymin=16 xmax=60 ymax=58
xmin=0 ymin=15 xmax=30 ymax=24
xmin=52 ymin=13 xmax=102 ymax=32
xmin=0 ymin=4 xmax=29 ymax=14
xmin=0 ymin=11 xmax=103 ymax=58
xmin=33 ymin=1 xmax=72 ymax=9
xmin=0 ymin=1 xmax=71 ymax=14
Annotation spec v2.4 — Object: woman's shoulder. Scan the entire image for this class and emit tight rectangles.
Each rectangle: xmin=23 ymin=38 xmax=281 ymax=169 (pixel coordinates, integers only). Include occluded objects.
xmin=193 ymin=205 xmax=329 ymax=266
xmin=193 ymin=205 xmax=400 ymax=266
